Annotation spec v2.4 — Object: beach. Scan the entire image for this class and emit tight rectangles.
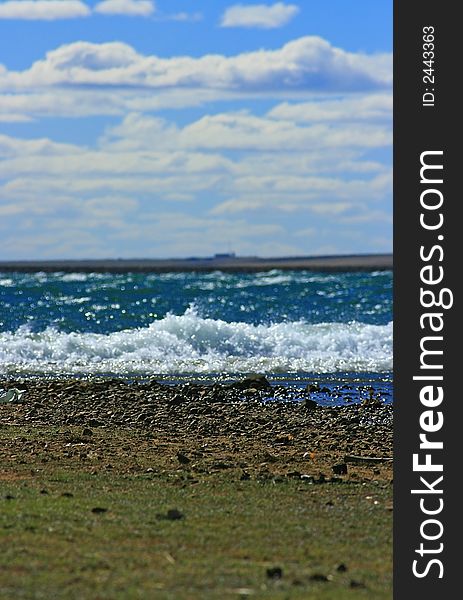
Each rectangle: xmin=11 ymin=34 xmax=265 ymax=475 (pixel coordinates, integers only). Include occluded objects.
xmin=1 ymin=377 xmax=393 ymax=598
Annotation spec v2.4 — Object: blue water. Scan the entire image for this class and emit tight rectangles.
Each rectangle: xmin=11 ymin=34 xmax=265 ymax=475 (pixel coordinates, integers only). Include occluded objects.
xmin=0 ymin=270 xmax=393 ymax=401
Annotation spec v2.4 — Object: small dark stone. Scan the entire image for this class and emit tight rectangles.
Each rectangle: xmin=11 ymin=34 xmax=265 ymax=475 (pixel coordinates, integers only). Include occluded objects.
xmin=169 ymin=394 xmax=185 ymax=407
xmin=330 ymin=477 xmax=343 ymax=484
xmin=332 ymin=463 xmax=348 ymax=475
xmin=61 ymin=492 xmax=74 ymax=498
xmin=310 ymin=573 xmax=329 ymax=582
xmin=91 ymin=507 xmax=108 ymax=514
xmin=5 ymin=494 xmax=15 ymax=500
xmin=266 ymin=567 xmax=283 ymax=580
xmin=177 ymin=452 xmax=190 ymax=465
xmin=82 ymin=428 xmax=93 ymax=436
xmin=166 ymin=508 xmax=184 ymax=521
xmin=350 ymin=579 xmax=366 ymax=589
xmin=302 ymin=398 xmax=318 ymax=410
xmin=40 ymin=489 xmax=49 ymax=495
xmin=305 ymin=383 xmax=320 ymax=393
xmin=336 ymin=563 xmax=348 ymax=572
xmin=231 ymin=374 xmax=271 ymax=390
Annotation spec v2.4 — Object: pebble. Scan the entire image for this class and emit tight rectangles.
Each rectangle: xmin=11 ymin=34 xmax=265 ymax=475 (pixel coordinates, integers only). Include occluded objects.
xmin=266 ymin=567 xmax=283 ymax=580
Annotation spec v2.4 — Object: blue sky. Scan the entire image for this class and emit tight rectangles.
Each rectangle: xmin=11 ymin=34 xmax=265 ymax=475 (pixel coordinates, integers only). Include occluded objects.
xmin=0 ymin=1 xmax=392 ymax=259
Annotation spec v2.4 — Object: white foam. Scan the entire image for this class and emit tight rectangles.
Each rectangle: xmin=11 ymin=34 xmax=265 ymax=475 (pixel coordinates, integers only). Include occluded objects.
xmin=0 ymin=307 xmax=392 ymax=375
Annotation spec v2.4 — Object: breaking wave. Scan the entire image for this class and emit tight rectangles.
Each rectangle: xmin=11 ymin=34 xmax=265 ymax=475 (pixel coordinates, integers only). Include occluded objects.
xmin=0 ymin=307 xmax=392 ymax=376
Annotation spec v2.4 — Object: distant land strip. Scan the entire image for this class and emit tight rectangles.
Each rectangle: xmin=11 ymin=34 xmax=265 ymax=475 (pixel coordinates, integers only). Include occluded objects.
xmin=0 ymin=254 xmax=392 ymax=273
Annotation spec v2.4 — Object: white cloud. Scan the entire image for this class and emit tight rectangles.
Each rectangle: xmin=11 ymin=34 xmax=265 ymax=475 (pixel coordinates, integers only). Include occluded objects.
xmin=99 ymin=111 xmax=391 ymax=154
xmin=0 ymin=37 xmax=392 ymax=94
xmin=268 ymin=94 xmax=392 ymax=123
xmin=0 ymin=0 xmax=90 ymax=20
xmin=94 ymin=0 xmax=155 ymax=17
xmin=163 ymin=11 xmax=202 ymax=22
xmin=221 ymin=2 xmax=299 ymax=29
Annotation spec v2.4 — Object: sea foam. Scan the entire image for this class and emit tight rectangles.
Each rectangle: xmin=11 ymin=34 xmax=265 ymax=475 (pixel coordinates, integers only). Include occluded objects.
xmin=0 ymin=307 xmax=392 ymax=376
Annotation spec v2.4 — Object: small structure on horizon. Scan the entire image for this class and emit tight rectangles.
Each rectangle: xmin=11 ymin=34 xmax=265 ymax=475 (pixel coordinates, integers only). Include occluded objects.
xmin=214 ymin=252 xmax=236 ymax=259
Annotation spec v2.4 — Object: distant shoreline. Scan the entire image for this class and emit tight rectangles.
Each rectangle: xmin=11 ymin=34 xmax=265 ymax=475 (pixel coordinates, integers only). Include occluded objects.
xmin=0 ymin=253 xmax=392 ymax=273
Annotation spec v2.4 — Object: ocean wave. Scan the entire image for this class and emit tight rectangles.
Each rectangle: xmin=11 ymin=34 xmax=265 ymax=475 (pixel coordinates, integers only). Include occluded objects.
xmin=0 ymin=307 xmax=392 ymax=376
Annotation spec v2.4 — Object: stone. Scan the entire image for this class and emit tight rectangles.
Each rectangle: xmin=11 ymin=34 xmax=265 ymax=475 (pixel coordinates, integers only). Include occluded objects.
xmin=305 ymin=383 xmax=320 ymax=393
xmin=91 ymin=507 xmax=108 ymax=514
xmin=230 ymin=374 xmax=271 ymax=391
xmin=176 ymin=452 xmax=190 ymax=465
xmin=310 ymin=573 xmax=329 ymax=582
xmin=302 ymin=398 xmax=318 ymax=410
xmin=266 ymin=567 xmax=283 ymax=580
xmin=166 ymin=509 xmax=184 ymax=521
xmin=332 ymin=463 xmax=348 ymax=475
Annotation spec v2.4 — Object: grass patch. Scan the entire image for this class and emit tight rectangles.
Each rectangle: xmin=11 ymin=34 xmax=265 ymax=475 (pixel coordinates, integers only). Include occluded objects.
xmin=1 ymin=426 xmax=392 ymax=599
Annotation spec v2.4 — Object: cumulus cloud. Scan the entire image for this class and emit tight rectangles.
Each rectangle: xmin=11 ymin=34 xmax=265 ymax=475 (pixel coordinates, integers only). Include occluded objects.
xmin=0 ymin=37 xmax=392 ymax=94
xmin=0 ymin=123 xmax=392 ymax=257
xmin=94 ymin=0 xmax=155 ymax=17
xmin=0 ymin=0 xmax=90 ymax=20
xmin=0 ymin=104 xmax=392 ymax=224
xmin=221 ymin=2 xmax=299 ymax=29
xmin=0 ymin=32 xmax=392 ymax=258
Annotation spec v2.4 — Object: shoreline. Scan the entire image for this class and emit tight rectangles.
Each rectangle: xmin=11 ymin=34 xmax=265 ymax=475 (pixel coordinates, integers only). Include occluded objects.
xmin=1 ymin=377 xmax=393 ymax=470
xmin=0 ymin=253 xmax=393 ymax=273
xmin=1 ymin=376 xmax=393 ymax=597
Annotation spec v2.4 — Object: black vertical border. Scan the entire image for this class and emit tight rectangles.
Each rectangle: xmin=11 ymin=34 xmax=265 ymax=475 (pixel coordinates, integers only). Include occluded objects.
xmin=394 ymin=2 xmax=458 ymax=597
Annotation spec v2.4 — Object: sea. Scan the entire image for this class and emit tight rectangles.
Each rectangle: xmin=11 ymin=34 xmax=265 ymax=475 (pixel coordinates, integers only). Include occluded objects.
xmin=0 ymin=269 xmax=393 ymax=405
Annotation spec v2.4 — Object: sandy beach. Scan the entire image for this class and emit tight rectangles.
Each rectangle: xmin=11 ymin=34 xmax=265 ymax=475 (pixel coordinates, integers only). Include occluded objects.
xmin=1 ymin=377 xmax=393 ymax=479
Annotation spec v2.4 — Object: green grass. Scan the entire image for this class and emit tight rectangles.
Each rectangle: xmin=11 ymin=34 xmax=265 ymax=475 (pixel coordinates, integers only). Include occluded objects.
xmin=0 ymin=427 xmax=392 ymax=599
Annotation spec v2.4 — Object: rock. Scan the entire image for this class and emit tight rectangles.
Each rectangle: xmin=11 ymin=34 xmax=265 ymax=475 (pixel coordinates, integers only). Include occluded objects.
xmin=266 ymin=567 xmax=283 ymax=580
xmin=336 ymin=563 xmax=348 ymax=572
xmin=168 ymin=394 xmax=185 ymax=407
xmin=176 ymin=452 xmax=190 ymax=465
xmin=275 ymin=434 xmax=293 ymax=445
xmin=332 ymin=463 xmax=348 ymax=475
xmin=350 ymin=580 xmax=366 ymax=589
xmin=302 ymin=398 xmax=318 ymax=410
xmin=166 ymin=509 xmax=184 ymax=521
xmin=310 ymin=573 xmax=329 ymax=582
xmin=230 ymin=374 xmax=271 ymax=390
xmin=305 ymin=383 xmax=320 ymax=393
xmin=82 ymin=428 xmax=93 ymax=437
xmin=91 ymin=507 xmax=108 ymax=514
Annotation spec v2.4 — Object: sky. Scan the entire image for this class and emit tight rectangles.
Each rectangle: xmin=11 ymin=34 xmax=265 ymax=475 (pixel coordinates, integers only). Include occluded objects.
xmin=0 ymin=0 xmax=392 ymax=260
